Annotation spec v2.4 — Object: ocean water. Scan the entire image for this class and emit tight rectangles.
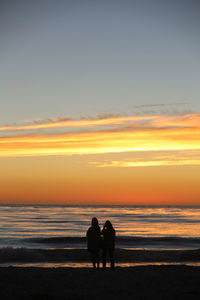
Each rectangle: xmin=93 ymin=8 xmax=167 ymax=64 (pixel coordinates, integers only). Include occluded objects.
xmin=0 ymin=205 xmax=200 ymax=266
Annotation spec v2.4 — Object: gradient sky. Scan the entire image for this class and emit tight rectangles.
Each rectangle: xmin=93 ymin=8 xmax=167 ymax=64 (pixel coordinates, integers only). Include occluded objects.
xmin=0 ymin=0 xmax=200 ymax=205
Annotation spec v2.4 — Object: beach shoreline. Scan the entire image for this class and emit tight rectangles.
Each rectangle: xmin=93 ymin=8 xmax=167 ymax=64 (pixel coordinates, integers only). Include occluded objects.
xmin=1 ymin=247 xmax=200 ymax=264
xmin=1 ymin=265 xmax=200 ymax=300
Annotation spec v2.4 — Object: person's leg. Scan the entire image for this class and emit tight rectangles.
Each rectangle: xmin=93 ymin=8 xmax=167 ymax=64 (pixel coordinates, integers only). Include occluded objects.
xmin=109 ymin=248 xmax=115 ymax=269
xmin=102 ymin=248 xmax=107 ymax=269
xmin=90 ymin=252 xmax=96 ymax=268
xmin=95 ymin=251 xmax=100 ymax=268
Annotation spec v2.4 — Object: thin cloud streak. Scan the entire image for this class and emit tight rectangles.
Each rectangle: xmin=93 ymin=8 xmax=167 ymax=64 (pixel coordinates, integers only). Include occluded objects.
xmin=95 ymin=160 xmax=200 ymax=168
xmin=89 ymin=149 xmax=200 ymax=168
xmin=133 ymin=102 xmax=189 ymax=108
xmin=0 ymin=113 xmax=199 ymax=133
xmin=0 ymin=115 xmax=157 ymax=132
xmin=21 ymin=117 xmax=71 ymax=125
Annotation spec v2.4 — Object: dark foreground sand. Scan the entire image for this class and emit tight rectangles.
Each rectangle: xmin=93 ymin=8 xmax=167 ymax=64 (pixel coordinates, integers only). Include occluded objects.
xmin=0 ymin=265 xmax=200 ymax=300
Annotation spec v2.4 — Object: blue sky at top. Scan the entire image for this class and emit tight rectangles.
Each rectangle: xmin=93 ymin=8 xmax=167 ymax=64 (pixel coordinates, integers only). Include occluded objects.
xmin=0 ymin=0 xmax=200 ymax=125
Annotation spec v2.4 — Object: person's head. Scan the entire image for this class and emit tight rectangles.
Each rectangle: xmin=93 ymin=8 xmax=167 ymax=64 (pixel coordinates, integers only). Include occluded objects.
xmin=91 ymin=217 xmax=99 ymax=227
xmin=104 ymin=220 xmax=113 ymax=230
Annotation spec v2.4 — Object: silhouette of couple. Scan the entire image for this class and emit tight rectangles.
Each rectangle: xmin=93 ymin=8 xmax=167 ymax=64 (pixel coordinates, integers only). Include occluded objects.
xmin=87 ymin=217 xmax=115 ymax=270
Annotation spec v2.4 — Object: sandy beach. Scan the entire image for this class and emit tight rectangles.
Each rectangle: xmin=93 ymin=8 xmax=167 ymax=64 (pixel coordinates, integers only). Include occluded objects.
xmin=1 ymin=265 xmax=200 ymax=300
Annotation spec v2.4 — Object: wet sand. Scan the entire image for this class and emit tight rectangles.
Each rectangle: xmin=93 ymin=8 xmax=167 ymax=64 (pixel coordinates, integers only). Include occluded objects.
xmin=1 ymin=248 xmax=200 ymax=264
xmin=1 ymin=265 xmax=200 ymax=300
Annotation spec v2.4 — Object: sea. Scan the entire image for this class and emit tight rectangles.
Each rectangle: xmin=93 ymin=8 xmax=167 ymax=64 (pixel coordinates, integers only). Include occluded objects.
xmin=0 ymin=205 xmax=200 ymax=268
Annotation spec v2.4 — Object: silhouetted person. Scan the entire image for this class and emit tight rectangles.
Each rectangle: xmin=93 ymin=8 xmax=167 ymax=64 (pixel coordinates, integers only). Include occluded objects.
xmin=101 ymin=220 xmax=115 ymax=270
xmin=86 ymin=217 xmax=102 ymax=269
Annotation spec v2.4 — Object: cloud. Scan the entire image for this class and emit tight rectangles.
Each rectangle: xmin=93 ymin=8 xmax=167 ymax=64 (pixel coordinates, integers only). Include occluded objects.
xmin=21 ymin=116 xmax=72 ymax=125
xmin=88 ymin=149 xmax=200 ymax=168
xmin=133 ymin=102 xmax=189 ymax=108
xmin=131 ymin=102 xmax=192 ymax=116
xmin=95 ymin=113 xmax=121 ymax=119
xmin=0 ymin=113 xmax=200 ymax=165
xmin=94 ymin=160 xmax=200 ymax=168
xmin=0 ymin=112 xmax=199 ymax=134
xmin=0 ymin=114 xmax=156 ymax=132
xmin=0 ymin=118 xmax=200 ymax=158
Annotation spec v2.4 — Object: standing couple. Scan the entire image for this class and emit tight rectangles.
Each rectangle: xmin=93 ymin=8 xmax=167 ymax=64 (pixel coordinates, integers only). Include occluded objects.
xmin=87 ymin=217 xmax=115 ymax=270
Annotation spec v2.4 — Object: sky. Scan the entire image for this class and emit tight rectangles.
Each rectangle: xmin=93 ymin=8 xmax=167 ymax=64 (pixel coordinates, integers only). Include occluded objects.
xmin=0 ymin=0 xmax=200 ymax=205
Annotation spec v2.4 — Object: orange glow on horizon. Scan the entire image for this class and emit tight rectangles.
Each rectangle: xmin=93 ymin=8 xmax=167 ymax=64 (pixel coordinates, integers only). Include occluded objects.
xmin=0 ymin=113 xmax=200 ymax=205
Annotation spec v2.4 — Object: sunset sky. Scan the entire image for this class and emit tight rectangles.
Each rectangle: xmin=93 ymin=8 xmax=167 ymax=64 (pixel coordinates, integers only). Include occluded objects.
xmin=0 ymin=0 xmax=200 ymax=205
